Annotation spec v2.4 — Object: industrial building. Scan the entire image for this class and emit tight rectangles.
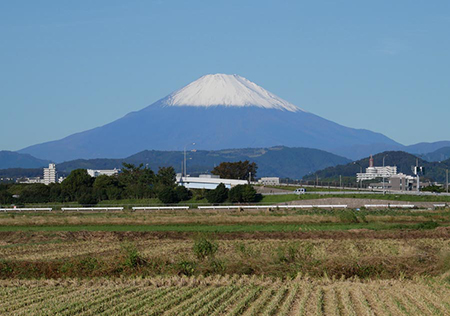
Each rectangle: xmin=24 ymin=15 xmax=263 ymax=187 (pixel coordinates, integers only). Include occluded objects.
xmin=87 ymin=169 xmax=120 ymax=177
xmin=357 ymin=155 xmax=420 ymax=191
xmin=356 ymin=156 xmax=397 ymax=182
xmin=258 ymin=177 xmax=280 ymax=185
xmin=176 ymin=174 xmax=247 ymax=190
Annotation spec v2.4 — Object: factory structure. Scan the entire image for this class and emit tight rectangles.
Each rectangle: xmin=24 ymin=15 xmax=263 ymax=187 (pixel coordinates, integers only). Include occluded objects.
xmin=356 ymin=155 xmax=419 ymax=191
xmin=86 ymin=169 xmax=120 ymax=177
xmin=176 ymin=174 xmax=247 ymax=190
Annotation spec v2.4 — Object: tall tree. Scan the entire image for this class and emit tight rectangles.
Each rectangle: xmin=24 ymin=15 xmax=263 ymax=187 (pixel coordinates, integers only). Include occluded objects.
xmin=211 ymin=161 xmax=257 ymax=181
xmin=156 ymin=166 xmax=177 ymax=188
xmin=93 ymin=175 xmax=122 ymax=201
xmin=119 ymin=163 xmax=155 ymax=199
xmin=60 ymin=169 xmax=94 ymax=201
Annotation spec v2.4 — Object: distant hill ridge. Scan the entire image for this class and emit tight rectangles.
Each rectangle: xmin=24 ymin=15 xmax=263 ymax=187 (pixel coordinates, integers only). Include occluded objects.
xmin=304 ymin=151 xmax=450 ymax=183
xmin=0 ymin=151 xmax=50 ymax=169
xmin=1 ymin=146 xmax=350 ymax=180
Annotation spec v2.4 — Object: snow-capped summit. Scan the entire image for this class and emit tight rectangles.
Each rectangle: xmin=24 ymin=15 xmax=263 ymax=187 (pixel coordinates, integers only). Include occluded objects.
xmin=19 ymin=74 xmax=401 ymax=162
xmin=161 ymin=74 xmax=304 ymax=112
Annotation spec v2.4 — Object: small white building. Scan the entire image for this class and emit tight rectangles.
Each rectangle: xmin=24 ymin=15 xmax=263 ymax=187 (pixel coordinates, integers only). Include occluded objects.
xmin=87 ymin=168 xmax=120 ymax=177
xmin=258 ymin=177 xmax=280 ymax=186
xmin=176 ymin=174 xmax=247 ymax=190
xmin=43 ymin=163 xmax=57 ymax=185
xmin=16 ymin=177 xmax=43 ymax=184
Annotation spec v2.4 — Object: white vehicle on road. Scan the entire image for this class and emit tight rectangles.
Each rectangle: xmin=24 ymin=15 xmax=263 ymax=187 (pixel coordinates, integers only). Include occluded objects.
xmin=294 ymin=188 xmax=306 ymax=195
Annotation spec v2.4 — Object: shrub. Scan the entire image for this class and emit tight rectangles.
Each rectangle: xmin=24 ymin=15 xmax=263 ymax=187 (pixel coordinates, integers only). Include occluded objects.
xmin=206 ymin=183 xmax=229 ymax=203
xmin=158 ymin=187 xmax=180 ymax=204
xmin=193 ymin=236 xmax=218 ymax=259
xmin=77 ymin=193 xmax=98 ymax=206
xmin=174 ymin=185 xmax=192 ymax=201
xmin=228 ymin=184 xmax=259 ymax=203
xmin=121 ymin=242 xmax=145 ymax=268
xmin=177 ymin=260 xmax=196 ymax=276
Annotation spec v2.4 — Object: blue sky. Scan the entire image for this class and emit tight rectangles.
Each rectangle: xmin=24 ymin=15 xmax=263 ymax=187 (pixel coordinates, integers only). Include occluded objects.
xmin=1 ymin=1 xmax=449 ymax=151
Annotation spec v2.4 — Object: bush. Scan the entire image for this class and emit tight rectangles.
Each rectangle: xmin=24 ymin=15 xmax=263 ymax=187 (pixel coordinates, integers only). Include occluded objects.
xmin=121 ymin=242 xmax=145 ymax=268
xmin=206 ymin=183 xmax=229 ymax=203
xmin=174 ymin=185 xmax=192 ymax=201
xmin=193 ymin=236 xmax=218 ymax=259
xmin=158 ymin=187 xmax=180 ymax=204
xmin=77 ymin=193 xmax=98 ymax=206
xmin=177 ymin=260 xmax=196 ymax=276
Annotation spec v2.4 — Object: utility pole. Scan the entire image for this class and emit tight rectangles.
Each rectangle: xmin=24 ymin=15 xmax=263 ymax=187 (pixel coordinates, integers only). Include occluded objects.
xmin=184 ymin=142 xmax=195 ymax=177
xmin=416 ymin=158 xmax=420 ymax=193
xmin=339 ymin=175 xmax=342 ymax=190
xmin=382 ymin=155 xmax=388 ymax=195
xmin=446 ymin=169 xmax=448 ymax=193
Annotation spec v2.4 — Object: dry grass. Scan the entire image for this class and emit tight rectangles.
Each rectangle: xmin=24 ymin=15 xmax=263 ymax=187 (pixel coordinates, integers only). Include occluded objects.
xmin=1 ymin=236 xmax=450 ymax=279
xmin=1 ymin=276 xmax=450 ymax=315
xmin=0 ymin=208 xmax=447 ymax=227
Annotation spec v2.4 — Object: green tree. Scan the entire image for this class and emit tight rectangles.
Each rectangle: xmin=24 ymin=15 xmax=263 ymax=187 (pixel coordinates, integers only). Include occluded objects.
xmin=93 ymin=175 xmax=122 ymax=201
xmin=228 ymin=184 xmax=259 ymax=203
xmin=158 ymin=187 xmax=180 ymax=204
xmin=48 ymin=183 xmax=62 ymax=202
xmin=0 ymin=184 xmax=13 ymax=205
xmin=156 ymin=166 xmax=176 ymax=188
xmin=206 ymin=183 xmax=229 ymax=203
xmin=211 ymin=161 xmax=257 ymax=181
xmin=60 ymin=169 xmax=94 ymax=201
xmin=18 ymin=184 xmax=51 ymax=203
xmin=119 ymin=163 xmax=155 ymax=199
xmin=174 ymin=185 xmax=192 ymax=201
xmin=241 ymin=184 xmax=257 ymax=202
xmin=78 ymin=193 xmax=98 ymax=206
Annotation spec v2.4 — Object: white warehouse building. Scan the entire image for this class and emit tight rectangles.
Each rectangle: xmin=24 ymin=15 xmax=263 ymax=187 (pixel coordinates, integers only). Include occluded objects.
xmin=258 ymin=177 xmax=280 ymax=185
xmin=87 ymin=169 xmax=120 ymax=177
xmin=176 ymin=174 xmax=247 ymax=190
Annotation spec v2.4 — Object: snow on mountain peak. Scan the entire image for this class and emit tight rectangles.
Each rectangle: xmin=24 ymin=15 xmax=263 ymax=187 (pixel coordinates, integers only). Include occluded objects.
xmin=162 ymin=74 xmax=304 ymax=112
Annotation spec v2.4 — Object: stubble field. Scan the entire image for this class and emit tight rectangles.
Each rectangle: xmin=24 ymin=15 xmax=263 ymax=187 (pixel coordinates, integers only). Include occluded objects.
xmin=1 ymin=207 xmax=450 ymax=315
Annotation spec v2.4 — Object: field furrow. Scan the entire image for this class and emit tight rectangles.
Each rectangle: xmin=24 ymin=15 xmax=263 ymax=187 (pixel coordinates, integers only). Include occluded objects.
xmin=276 ymin=284 xmax=299 ymax=316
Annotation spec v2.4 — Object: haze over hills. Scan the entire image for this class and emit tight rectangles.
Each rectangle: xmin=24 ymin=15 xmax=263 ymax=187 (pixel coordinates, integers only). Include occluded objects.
xmin=19 ymin=74 xmax=402 ymax=162
xmin=417 ymin=146 xmax=450 ymax=162
xmin=0 ymin=151 xmax=50 ymax=169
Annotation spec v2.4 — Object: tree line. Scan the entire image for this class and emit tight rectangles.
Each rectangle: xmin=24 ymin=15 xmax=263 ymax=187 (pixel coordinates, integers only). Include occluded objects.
xmin=0 ymin=163 xmax=190 ymax=205
xmin=0 ymin=160 xmax=260 ymax=205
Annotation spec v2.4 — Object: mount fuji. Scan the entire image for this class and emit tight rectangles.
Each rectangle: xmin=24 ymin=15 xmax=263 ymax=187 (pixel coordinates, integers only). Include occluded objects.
xmin=19 ymin=74 xmax=401 ymax=162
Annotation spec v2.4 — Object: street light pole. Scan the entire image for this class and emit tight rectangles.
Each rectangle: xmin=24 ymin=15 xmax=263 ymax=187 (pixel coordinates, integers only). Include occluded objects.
xmin=382 ymin=154 xmax=388 ymax=195
xmin=353 ymin=162 xmax=362 ymax=190
xmin=447 ymin=169 xmax=449 ymax=194
xmin=184 ymin=142 xmax=195 ymax=178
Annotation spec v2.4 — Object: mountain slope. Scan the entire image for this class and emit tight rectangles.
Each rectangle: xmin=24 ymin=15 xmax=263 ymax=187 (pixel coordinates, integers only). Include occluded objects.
xmin=406 ymin=141 xmax=450 ymax=155
xmin=19 ymin=74 xmax=401 ymax=162
xmin=0 ymin=151 xmax=50 ymax=169
xmin=54 ymin=146 xmax=350 ymax=179
xmin=418 ymin=146 xmax=450 ymax=162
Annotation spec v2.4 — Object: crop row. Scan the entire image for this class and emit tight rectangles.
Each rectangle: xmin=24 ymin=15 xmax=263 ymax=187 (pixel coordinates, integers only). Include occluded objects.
xmin=2 ymin=277 xmax=450 ymax=315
